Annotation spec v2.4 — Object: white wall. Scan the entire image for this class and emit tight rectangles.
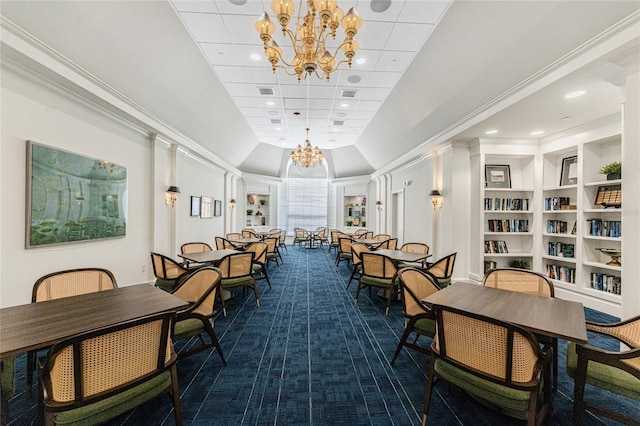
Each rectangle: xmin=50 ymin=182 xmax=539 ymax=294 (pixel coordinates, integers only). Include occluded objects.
xmin=1 ymin=71 xmax=154 ymax=307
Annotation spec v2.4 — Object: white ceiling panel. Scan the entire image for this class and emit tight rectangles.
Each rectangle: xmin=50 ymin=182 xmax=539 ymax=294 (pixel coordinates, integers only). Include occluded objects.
xmin=385 ymin=23 xmax=435 ymax=52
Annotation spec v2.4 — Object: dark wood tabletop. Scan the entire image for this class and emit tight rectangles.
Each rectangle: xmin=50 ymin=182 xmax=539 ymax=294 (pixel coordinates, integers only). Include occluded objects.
xmin=179 ymin=249 xmax=241 ymax=264
xmin=374 ymin=249 xmax=432 ymax=263
xmin=423 ymin=281 xmax=587 ymax=344
xmin=0 ymin=284 xmax=188 ymax=357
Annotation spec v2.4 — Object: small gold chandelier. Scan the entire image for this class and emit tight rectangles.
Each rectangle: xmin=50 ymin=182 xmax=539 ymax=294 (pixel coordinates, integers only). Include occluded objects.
xmin=290 ymin=128 xmax=324 ymax=167
xmin=255 ymin=0 xmax=363 ymax=82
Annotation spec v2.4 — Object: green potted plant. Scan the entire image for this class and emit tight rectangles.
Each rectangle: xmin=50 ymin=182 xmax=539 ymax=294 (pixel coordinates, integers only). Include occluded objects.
xmin=507 ymin=259 xmax=530 ymax=270
xmin=361 ymin=220 xmax=366 ymax=227
xmin=246 ymin=209 xmax=253 ymax=216
xmin=259 ymin=199 xmax=267 ymax=206
xmin=599 ymin=162 xmax=621 ymax=180
xmin=346 ymin=220 xmax=353 ymax=226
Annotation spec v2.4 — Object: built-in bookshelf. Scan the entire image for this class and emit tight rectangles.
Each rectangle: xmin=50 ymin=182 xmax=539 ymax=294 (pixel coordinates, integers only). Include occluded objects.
xmin=344 ymin=195 xmax=367 ymax=227
xmin=480 ymin=151 xmax=535 ymax=271
xmin=246 ymin=193 xmax=269 ymax=227
xmin=540 ymin=134 xmax=622 ymax=310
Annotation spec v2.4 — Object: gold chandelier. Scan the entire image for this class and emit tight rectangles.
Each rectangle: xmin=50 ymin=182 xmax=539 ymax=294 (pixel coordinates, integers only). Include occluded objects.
xmin=290 ymin=128 xmax=324 ymax=167
xmin=255 ymin=0 xmax=363 ymax=81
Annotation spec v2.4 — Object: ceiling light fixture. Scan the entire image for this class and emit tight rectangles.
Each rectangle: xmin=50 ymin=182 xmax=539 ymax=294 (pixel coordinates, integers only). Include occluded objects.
xmin=564 ymin=90 xmax=586 ymax=99
xmin=255 ymin=0 xmax=363 ymax=82
xmin=290 ymin=79 xmax=324 ymax=167
xmin=485 ymin=130 xmax=498 ymax=135
xmin=530 ymin=130 xmax=544 ymax=136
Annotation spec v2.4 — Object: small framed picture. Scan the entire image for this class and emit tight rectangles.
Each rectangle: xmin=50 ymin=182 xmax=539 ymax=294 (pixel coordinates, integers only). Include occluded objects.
xmin=560 ymin=156 xmax=578 ymax=186
xmin=190 ymin=196 xmax=201 ymax=217
xmin=214 ymin=200 xmax=222 ymax=217
xmin=485 ymin=165 xmax=511 ymax=189
xmin=200 ymin=196 xmax=214 ymax=219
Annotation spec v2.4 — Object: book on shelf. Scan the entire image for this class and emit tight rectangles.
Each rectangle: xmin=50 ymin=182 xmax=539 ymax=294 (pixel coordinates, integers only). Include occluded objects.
xmin=546 ymin=220 xmax=568 ymax=234
xmin=544 ymin=197 xmax=572 ymax=211
xmin=487 ymin=219 xmax=529 ymax=232
xmin=590 ymin=272 xmax=621 ymax=295
xmin=586 ymin=219 xmax=621 ymax=237
xmin=546 ymin=264 xmax=576 ymax=283
xmin=484 ymin=197 xmax=530 ymax=211
xmin=484 ymin=261 xmax=497 ymax=273
xmin=484 ymin=240 xmax=508 ymax=254
xmin=547 ymin=242 xmax=574 ymax=258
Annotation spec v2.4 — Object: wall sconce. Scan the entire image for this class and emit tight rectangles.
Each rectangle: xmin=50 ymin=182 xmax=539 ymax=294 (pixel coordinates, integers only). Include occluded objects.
xmin=165 ymin=186 xmax=180 ymax=207
xmin=429 ymin=190 xmax=442 ymax=210
xmin=376 ymin=201 xmax=383 ymax=212
xmin=229 ymin=198 xmax=236 ymax=211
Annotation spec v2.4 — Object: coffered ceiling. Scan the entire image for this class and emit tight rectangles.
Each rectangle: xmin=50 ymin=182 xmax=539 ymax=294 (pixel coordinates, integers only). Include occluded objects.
xmin=1 ymin=1 xmax=638 ymax=179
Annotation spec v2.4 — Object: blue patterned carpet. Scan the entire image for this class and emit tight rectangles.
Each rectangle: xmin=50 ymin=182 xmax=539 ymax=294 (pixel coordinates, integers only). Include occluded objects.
xmin=5 ymin=245 xmax=639 ymax=425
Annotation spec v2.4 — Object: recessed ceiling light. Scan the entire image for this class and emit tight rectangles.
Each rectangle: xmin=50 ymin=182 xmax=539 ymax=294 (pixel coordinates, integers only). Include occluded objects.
xmin=530 ymin=130 xmax=544 ymax=136
xmin=485 ymin=130 xmax=498 ymax=135
xmin=336 ymin=112 xmax=347 ymax=118
xmin=275 ymin=127 xmax=281 ymax=130
xmin=564 ymin=90 xmax=586 ymax=99
xmin=355 ymin=57 xmax=366 ymax=65
xmin=341 ymin=103 xmax=349 ymax=108
xmin=250 ymin=53 xmax=261 ymax=61
xmin=347 ymin=75 xmax=361 ymax=84
xmin=333 ymin=128 xmax=340 ymax=132
xmin=370 ymin=0 xmax=392 ymax=13
xmin=266 ymin=101 xmax=274 ymax=106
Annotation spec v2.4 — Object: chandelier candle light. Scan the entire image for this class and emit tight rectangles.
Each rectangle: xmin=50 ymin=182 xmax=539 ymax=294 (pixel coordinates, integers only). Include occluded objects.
xmin=255 ymin=0 xmax=363 ymax=81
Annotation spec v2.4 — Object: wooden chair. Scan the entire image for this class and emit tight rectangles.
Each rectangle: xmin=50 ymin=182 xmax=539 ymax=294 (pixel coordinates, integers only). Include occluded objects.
xmin=264 ymin=236 xmax=281 ymax=271
xmin=28 ymin=268 xmax=118 ymax=388
xmin=217 ymin=252 xmax=258 ymax=316
xmin=483 ymin=268 xmax=558 ymax=390
xmin=277 ymin=229 xmax=288 ymax=254
xmin=313 ymin=227 xmax=329 ymax=246
xmin=245 ymin=241 xmax=271 ymax=289
xmin=215 ymin=236 xmax=239 ymax=250
xmin=226 ymin=232 xmax=243 ymax=241
xmin=348 ymin=242 xmax=370 ymax=289
xmin=566 ymin=315 xmax=640 ymax=425
xmin=391 ymin=268 xmax=440 ymax=364
xmin=373 ymin=234 xmax=391 ymax=241
xmin=335 ymin=237 xmax=354 ymax=269
xmin=422 ymin=304 xmax=552 ymax=426
xmin=150 ymin=252 xmax=191 ymax=292
xmin=40 ymin=312 xmax=182 ymax=426
xmin=354 ymin=229 xmax=367 ymax=237
xmin=399 ymin=242 xmax=430 ymax=268
xmin=293 ymin=228 xmax=310 ymax=247
xmin=424 ymin=252 xmax=457 ymax=287
xmin=242 ymin=229 xmax=258 ymax=238
xmin=328 ymin=229 xmax=341 ymax=253
xmin=355 ymin=252 xmax=399 ymax=315
xmin=180 ymin=242 xmax=213 ymax=267
xmin=387 ymin=238 xmax=398 ymax=250
xmin=171 ymin=267 xmax=226 ymax=364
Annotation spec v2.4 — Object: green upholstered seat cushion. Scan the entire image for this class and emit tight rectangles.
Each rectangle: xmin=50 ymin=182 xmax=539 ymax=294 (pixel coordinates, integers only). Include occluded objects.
xmin=412 ymin=317 xmax=436 ymax=337
xmin=174 ymin=318 xmax=207 ymax=340
xmin=221 ymin=276 xmax=254 ymax=289
xmin=52 ymin=370 xmax=172 ymax=426
xmin=566 ymin=342 xmax=640 ymax=400
xmin=339 ymin=253 xmax=352 ymax=260
xmin=436 ymin=277 xmax=451 ymax=288
xmin=155 ymin=278 xmax=177 ymax=292
xmin=434 ymin=358 xmax=535 ymax=413
xmin=252 ymin=264 xmax=264 ymax=273
xmin=360 ymin=275 xmax=394 ymax=289
xmin=1 ymin=356 xmax=15 ymax=398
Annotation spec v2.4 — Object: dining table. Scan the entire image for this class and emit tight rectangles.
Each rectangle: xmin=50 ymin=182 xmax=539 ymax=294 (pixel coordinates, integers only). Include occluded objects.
xmin=0 ymin=284 xmax=189 ymax=357
xmin=179 ymin=248 xmax=241 ymax=265
xmin=423 ymin=281 xmax=587 ymax=343
xmin=374 ymin=249 xmax=432 ymax=265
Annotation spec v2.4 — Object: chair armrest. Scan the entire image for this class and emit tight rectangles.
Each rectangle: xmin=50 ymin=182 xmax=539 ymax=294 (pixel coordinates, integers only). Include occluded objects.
xmin=576 ymin=344 xmax=640 ymax=378
xmin=586 ymin=315 xmax=640 ymax=348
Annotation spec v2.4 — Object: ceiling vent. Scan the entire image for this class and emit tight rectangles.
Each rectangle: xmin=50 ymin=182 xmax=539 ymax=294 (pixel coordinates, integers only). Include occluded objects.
xmin=270 ymin=119 xmax=282 ymax=124
xmin=340 ymin=89 xmax=357 ymax=98
xmin=333 ymin=120 xmax=345 ymax=126
xmin=258 ymin=87 xmax=275 ymax=96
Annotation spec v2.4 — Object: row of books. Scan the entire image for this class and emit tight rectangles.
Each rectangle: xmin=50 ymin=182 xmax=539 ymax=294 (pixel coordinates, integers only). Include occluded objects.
xmin=483 ymin=261 xmax=497 ymax=273
xmin=484 ymin=198 xmax=530 ymax=211
xmin=484 ymin=240 xmax=508 ymax=254
xmin=586 ymin=219 xmax=621 ymax=238
xmin=546 ymin=264 xmax=576 ymax=283
xmin=546 ymin=220 xmax=569 ymax=234
xmin=487 ymin=219 xmax=529 ymax=233
xmin=548 ymin=242 xmax=574 ymax=258
xmin=544 ymin=197 xmax=574 ymax=211
xmin=590 ymin=273 xmax=621 ymax=295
